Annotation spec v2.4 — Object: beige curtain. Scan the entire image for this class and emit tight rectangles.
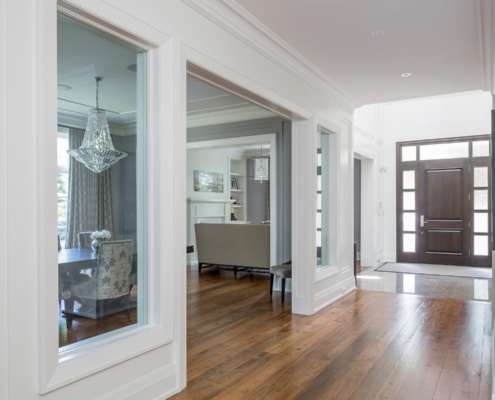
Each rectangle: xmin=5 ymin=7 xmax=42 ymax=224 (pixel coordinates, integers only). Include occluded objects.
xmin=65 ymin=127 xmax=115 ymax=248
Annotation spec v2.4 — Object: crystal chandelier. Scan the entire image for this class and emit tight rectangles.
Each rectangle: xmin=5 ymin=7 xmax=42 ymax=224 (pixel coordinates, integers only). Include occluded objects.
xmin=251 ymin=146 xmax=269 ymax=182
xmin=67 ymin=77 xmax=127 ymax=173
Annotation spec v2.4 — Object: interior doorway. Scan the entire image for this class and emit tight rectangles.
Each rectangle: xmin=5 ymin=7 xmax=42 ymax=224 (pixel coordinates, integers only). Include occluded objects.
xmin=396 ymin=136 xmax=491 ymax=267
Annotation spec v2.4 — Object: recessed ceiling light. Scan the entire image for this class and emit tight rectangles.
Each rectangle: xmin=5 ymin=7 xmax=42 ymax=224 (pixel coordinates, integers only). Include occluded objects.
xmin=370 ymin=30 xmax=384 ymax=37
xmin=57 ymin=84 xmax=72 ymax=91
xmin=400 ymin=72 xmax=412 ymax=78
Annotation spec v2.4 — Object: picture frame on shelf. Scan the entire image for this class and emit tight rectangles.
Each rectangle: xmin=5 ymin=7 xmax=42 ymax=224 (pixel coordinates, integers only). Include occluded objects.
xmin=230 ymin=177 xmax=238 ymax=190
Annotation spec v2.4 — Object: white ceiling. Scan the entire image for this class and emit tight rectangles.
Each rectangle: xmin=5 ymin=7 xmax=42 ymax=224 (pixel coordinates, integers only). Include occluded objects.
xmin=57 ymin=14 xmax=141 ymax=125
xmin=233 ymin=0 xmax=493 ymax=105
xmin=57 ymin=13 xmax=274 ymax=127
xmin=58 ymin=1 xmax=494 ymax=126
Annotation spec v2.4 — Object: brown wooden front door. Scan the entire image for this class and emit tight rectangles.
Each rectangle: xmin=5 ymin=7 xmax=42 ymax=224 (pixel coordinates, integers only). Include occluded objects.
xmin=396 ymin=136 xmax=491 ymax=267
xmin=419 ymin=159 xmax=470 ymax=265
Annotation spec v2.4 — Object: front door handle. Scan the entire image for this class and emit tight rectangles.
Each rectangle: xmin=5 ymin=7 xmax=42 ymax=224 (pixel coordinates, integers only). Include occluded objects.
xmin=420 ymin=215 xmax=425 ymax=227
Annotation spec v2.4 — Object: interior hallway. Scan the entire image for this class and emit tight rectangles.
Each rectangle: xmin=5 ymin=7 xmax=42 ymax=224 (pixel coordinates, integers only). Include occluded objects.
xmin=171 ymin=266 xmax=492 ymax=399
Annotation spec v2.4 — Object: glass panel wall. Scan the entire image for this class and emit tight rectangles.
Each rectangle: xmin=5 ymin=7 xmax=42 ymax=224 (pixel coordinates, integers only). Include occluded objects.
xmin=57 ymin=13 xmax=147 ymax=348
xmin=316 ymin=132 xmax=328 ymax=266
xmin=316 ymin=130 xmax=337 ymax=267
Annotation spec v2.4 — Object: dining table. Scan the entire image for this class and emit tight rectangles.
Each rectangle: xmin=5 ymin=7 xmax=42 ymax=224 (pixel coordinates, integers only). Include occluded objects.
xmin=58 ymin=248 xmax=98 ymax=274
xmin=58 ymin=246 xmax=192 ymax=274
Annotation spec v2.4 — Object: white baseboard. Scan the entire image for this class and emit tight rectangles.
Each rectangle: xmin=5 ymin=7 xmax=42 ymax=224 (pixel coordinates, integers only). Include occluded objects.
xmin=360 ymin=255 xmax=374 ymax=267
xmin=313 ymin=276 xmax=356 ymax=313
xmin=96 ymin=364 xmax=179 ymax=400
xmin=383 ymin=253 xmax=396 ymax=263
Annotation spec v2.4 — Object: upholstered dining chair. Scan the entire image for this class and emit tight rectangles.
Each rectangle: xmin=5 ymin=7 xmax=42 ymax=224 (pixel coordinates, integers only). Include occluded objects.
xmin=78 ymin=231 xmax=93 ymax=249
xmin=269 ymin=260 xmax=292 ymax=303
xmin=63 ymin=239 xmax=134 ymax=329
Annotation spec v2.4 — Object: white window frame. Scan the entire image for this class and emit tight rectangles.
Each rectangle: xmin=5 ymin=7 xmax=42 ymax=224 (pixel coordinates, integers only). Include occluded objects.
xmin=316 ymin=126 xmax=339 ymax=281
xmin=38 ymin=4 xmax=186 ymax=393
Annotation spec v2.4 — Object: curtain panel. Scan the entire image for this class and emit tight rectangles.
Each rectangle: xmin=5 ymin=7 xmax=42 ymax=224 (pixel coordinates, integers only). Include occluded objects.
xmin=65 ymin=127 xmax=115 ymax=248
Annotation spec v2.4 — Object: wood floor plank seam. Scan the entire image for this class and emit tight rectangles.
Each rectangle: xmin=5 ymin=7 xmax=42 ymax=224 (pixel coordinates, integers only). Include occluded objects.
xmin=170 ymin=268 xmax=492 ymax=400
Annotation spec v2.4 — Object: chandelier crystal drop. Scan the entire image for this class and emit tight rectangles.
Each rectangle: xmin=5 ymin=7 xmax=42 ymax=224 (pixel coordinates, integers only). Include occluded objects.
xmin=67 ymin=77 xmax=127 ymax=173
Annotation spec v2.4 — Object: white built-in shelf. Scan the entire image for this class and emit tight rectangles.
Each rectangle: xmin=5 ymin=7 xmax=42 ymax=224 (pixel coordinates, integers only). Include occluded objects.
xmin=231 ymin=205 xmax=244 ymax=208
xmin=230 ymin=189 xmax=242 ymax=192
xmin=230 ymin=173 xmax=242 ymax=177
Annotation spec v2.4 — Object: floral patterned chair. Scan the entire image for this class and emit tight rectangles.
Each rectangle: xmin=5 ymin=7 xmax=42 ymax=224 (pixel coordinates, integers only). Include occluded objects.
xmin=63 ymin=239 xmax=134 ymax=329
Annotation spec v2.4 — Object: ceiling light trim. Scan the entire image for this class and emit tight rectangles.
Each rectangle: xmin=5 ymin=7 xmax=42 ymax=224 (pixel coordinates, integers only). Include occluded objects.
xmin=182 ymin=0 xmax=358 ymax=111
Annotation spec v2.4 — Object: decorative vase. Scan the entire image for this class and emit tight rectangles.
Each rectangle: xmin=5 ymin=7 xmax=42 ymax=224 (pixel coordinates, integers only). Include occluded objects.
xmin=91 ymin=239 xmax=101 ymax=253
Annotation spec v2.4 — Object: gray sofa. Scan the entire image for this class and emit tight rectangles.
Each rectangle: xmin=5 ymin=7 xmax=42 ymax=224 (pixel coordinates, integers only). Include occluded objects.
xmin=194 ymin=223 xmax=270 ymax=275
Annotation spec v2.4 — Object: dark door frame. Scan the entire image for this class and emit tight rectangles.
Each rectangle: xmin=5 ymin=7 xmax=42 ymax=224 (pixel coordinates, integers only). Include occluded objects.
xmin=396 ymin=135 xmax=492 ymax=267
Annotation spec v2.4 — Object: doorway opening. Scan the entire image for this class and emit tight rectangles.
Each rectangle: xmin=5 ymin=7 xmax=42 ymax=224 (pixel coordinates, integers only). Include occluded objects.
xmin=185 ymin=65 xmax=295 ymax=282
xmin=396 ymin=136 xmax=491 ymax=268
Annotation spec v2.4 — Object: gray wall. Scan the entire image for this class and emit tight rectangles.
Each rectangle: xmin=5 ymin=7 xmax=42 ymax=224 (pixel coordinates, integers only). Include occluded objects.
xmin=112 ymin=135 xmax=137 ymax=244
xmin=188 ymin=116 xmax=292 ymax=264
xmin=246 ymin=158 xmax=269 ymax=224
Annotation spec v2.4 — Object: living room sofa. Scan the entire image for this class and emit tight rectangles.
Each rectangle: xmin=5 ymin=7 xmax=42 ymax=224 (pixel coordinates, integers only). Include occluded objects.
xmin=194 ymin=223 xmax=270 ymax=275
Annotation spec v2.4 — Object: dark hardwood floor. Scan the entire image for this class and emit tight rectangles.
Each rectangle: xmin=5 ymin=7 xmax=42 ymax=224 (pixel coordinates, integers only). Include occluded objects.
xmin=171 ymin=266 xmax=492 ymax=400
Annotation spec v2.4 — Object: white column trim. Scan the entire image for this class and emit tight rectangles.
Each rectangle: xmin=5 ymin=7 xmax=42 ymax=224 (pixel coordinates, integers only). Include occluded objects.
xmin=291 ymin=119 xmax=316 ymax=315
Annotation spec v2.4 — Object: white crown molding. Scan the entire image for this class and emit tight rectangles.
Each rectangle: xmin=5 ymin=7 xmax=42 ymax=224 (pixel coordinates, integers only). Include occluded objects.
xmin=354 ymin=126 xmax=376 ymax=141
xmin=182 ymin=0 xmax=358 ymax=112
xmin=187 ymin=105 xmax=274 ymax=128
xmin=475 ymin=0 xmax=495 ymax=93
xmin=355 ymin=123 xmax=384 ymax=146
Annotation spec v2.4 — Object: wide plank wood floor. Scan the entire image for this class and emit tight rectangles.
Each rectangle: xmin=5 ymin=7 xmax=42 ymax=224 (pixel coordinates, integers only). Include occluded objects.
xmin=171 ymin=266 xmax=492 ymax=400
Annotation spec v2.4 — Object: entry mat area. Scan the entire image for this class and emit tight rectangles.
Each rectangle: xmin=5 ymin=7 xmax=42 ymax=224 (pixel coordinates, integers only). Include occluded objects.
xmin=375 ymin=262 xmax=492 ymax=279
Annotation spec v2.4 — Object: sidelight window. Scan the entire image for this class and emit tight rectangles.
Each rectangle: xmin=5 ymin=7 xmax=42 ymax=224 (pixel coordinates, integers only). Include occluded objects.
xmin=401 ymin=169 xmax=416 ymax=253
xmin=316 ymin=130 xmax=337 ymax=267
xmin=473 ymin=164 xmax=490 ymax=257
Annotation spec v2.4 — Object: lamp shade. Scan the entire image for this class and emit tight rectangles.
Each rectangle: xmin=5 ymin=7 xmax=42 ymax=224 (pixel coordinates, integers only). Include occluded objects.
xmin=253 ymin=156 xmax=269 ymax=182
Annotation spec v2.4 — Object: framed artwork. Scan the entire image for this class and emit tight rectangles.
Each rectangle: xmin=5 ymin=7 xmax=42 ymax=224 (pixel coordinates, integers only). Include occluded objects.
xmin=194 ymin=170 xmax=224 ymax=193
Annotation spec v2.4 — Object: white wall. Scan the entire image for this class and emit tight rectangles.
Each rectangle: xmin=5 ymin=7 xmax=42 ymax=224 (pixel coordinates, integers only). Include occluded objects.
xmin=354 ymin=104 xmax=385 ymax=266
xmin=355 ymin=91 xmax=492 ymax=265
xmin=2 ymin=0 xmax=356 ymax=399
xmin=381 ymin=90 xmax=492 ymax=261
